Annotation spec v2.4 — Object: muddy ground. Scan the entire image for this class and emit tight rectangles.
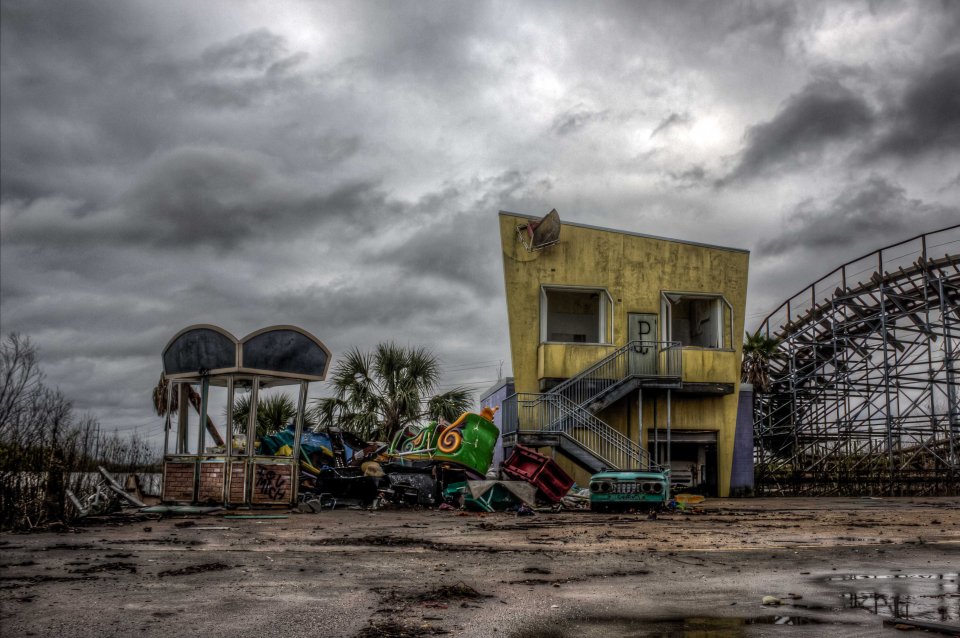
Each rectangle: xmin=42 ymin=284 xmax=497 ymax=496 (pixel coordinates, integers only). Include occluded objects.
xmin=1 ymin=497 xmax=959 ymax=637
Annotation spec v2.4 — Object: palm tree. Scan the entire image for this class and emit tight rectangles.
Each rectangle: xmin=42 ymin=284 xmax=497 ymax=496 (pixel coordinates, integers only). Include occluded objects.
xmin=314 ymin=342 xmax=473 ymax=442
xmin=230 ymin=393 xmax=316 ymax=438
xmin=741 ymin=329 xmax=782 ymax=393
xmin=151 ymin=374 xmax=225 ymax=446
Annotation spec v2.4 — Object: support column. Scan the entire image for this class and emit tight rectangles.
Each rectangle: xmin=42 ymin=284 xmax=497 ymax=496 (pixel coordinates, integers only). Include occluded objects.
xmin=638 ymin=389 xmax=644 ymax=469
xmin=163 ymin=378 xmax=172 ymax=456
xmin=292 ymin=381 xmax=309 ymax=504
xmin=653 ymin=395 xmax=659 ymax=467
xmin=667 ymin=388 xmax=672 ymax=473
xmin=177 ymin=383 xmax=190 ymax=454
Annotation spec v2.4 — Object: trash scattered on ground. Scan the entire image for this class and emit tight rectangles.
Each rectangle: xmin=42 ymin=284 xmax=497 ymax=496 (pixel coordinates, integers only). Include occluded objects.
xmin=139 ymin=505 xmax=223 ymax=515
xmin=157 ymin=562 xmax=231 ymax=578
xmin=501 ymin=446 xmax=574 ymax=503
xmin=443 ymin=480 xmax=536 ymax=512
xmin=561 ymin=485 xmax=591 ymax=510
xmin=65 ymin=466 xmax=146 ymax=519
xmin=882 ymin=617 xmax=960 ymax=634
xmin=761 ymin=595 xmax=782 ymax=606
xmin=358 ymin=582 xmax=491 ymax=637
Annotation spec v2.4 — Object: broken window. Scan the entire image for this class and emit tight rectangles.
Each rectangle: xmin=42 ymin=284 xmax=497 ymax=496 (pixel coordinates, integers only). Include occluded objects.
xmin=541 ymin=287 xmax=612 ymax=344
xmin=662 ymin=293 xmax=732 ymax=349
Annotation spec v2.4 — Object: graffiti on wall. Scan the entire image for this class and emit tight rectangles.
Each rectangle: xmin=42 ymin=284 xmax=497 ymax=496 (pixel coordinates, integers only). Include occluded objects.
xmin=254 ymin=465 xmax=289 ymax=501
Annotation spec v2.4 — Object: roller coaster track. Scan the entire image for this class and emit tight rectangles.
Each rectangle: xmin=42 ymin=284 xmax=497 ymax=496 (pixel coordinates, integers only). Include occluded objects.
xmin=753 ymin=225 xmax=960 ymax=496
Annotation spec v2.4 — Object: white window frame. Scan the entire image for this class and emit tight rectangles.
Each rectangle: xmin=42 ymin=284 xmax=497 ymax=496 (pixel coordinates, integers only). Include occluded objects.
xmin=660 ymin=291 xmax=734 ymax=350
xmin=540 ymin=285 xmax=613 ymax=345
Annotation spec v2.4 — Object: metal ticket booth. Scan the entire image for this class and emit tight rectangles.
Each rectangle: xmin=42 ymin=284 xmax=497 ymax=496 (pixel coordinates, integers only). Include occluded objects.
xmin=159 ymin=324 xmax=330 ymax=507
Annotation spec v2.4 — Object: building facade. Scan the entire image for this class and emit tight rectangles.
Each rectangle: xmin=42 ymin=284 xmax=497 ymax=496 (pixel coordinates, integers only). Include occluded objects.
xmin=479 ymin=377 xmax=515 ymax=470
xmin=498 ymin=211 xmax=750 ymax=496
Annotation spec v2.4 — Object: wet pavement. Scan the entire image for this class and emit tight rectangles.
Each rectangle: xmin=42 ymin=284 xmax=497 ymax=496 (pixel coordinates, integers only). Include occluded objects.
xmin=1 ymin=497 xmax=958 ymax=637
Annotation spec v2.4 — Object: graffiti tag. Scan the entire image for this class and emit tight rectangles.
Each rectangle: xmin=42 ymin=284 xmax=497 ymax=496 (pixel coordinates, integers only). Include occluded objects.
xmin=255 ymin=466 xmax=288 ymax=501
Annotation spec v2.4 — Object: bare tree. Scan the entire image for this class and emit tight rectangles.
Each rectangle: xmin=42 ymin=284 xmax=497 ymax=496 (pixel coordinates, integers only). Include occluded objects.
xmin=0 ymin=333 xmax=160 ymax=530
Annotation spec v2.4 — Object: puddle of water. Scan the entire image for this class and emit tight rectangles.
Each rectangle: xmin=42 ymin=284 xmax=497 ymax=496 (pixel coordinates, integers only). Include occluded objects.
xmin=512 ymin=614 xmax=843 ymax=638
xmin=826 ymin=573 xmax=958 ymax=581
xmin=827 ymin=573 xmax=960 ymax=623
xmin=746 ymin=616 xmax=831 ymax=626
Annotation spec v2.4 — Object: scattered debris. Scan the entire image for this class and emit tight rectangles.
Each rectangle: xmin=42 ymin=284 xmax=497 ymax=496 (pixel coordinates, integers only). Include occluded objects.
xmin=501 ymin=446 xmax=574 ymax=504
xmin=443 ymin=480 xmax=536 ymax=512
xmin=66 ymin=466 xmax=146 ymax=519
xmin=69 ymin=562 xmax=138 ymax=575
xmin=882 ymin=617 xmax=960 ymax=635
xmin=139 ymin=505 xmax=222 ymax=515
xmin=157 ymin=563 xmax=231 ymax=578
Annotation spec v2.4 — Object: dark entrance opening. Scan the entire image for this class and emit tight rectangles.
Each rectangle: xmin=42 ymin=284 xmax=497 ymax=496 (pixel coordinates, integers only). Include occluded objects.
xmin=647 ymin=430 xmax=719 ymax=497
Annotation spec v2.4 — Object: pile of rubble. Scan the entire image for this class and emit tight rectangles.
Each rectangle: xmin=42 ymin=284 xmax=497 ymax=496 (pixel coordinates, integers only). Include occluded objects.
xmin=296 ymin=444 xmax=578 ymax=515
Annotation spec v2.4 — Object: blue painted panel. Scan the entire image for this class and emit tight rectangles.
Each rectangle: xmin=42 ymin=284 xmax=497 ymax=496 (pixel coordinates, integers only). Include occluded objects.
xmin=730 ymin=385 xmax=754 ymax=492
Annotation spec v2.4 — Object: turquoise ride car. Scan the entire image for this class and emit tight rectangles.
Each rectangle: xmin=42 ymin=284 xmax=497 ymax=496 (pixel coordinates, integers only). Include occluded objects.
xmin=589 ymin=469 xmax=670 ymax=512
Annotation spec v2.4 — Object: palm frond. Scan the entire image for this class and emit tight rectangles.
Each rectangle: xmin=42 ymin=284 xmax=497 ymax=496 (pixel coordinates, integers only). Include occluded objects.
xmin=315 ymin=342 xmax=471 ymax=442
xmin=426 ymin=388 xmax=474 ymax=423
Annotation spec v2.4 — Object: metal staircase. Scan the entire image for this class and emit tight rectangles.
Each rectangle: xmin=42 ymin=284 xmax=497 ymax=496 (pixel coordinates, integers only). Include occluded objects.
xmin=502 ymin=340 xmax=682 ymax=472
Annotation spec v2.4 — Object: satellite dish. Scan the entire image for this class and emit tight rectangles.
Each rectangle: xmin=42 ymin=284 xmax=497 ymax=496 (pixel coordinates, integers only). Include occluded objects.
xmin=519 ymin=209 xmax=561 ymax=251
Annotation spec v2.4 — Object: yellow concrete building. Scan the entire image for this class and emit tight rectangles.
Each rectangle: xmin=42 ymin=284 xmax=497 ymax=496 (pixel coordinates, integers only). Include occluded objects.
xmin=498 ymin=211 xmax=750 ymax=497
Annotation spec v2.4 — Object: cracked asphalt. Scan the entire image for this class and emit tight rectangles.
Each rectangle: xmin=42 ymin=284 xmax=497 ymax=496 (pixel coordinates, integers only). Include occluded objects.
xmin=1 ymin=497 xmax=958 ymax=637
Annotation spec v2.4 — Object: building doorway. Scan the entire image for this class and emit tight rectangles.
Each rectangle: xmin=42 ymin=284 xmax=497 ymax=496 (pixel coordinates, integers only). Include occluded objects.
xmin=646 ymin=429 xmax=718 ymax=497
xmin=627 ymin=313 xmax=657 ymax=375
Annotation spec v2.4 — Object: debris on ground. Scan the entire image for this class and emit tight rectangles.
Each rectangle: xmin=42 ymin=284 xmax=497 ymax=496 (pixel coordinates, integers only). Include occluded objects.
xmin=561 ymin=485 xmax=591 ymax=510
xmin=157 ymin=562 xmax=231 ymax=578
xmin=65 ymin=466 xmax=146 ymax=519
xmin=500 ymin=446 xmax=574 ymax=503
xmin=139 ymin=505 xmax=223 ymax=515
xmin=443 ymin=480 xmax=536 ymax=512
xmin=357 ymin=582 xmax=491 ymax=637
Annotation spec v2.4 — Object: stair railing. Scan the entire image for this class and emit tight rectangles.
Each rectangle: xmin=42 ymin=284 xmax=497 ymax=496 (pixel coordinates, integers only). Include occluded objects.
xmin=548 ymin=340 xmax=682 ymax=407
xmin=505 ymin=392 xmax=660 ymax=471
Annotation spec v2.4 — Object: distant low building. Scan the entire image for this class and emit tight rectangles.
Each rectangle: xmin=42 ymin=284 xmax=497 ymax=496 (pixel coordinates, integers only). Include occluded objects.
xmin=479 ymin=377 xmax=514 ymax=469
xmin=497 ymin=211 xmax=750 ymax=496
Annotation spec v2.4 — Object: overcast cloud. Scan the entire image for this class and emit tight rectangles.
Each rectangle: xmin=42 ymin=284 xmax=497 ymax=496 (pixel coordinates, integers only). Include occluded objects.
xmin=2 ymin=0 xmax=959 ymax=440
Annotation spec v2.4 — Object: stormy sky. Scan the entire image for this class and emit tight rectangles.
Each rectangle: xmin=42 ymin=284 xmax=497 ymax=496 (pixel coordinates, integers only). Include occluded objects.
xmin=2 ymin=1 xmax=959 ymax=440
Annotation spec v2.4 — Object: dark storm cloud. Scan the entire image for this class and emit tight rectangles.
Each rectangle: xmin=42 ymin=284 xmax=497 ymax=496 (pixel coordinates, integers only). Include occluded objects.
xmin=664 ymin=165 xmax=708 ymax=189
xmin=182 ymin=30 xmax=309 ymax=109
xmin=0 ymin=2 xmax=181 ymax=202
xmin=723 ymin=81 xmax=874 ymax=183
xmin=650 ymin=112 xmax=691 ymax=139
xmin=372 ymin=171 xmax=554 ymax=297
xmin=758 ymin=176 xmax=959 ymax=256
xmin=552 ymin=107 xmax=610 ymax=137
xmin=124 ymin=147 xmax=379 ymax=249
xmin=3 ymin=0 xmax=959 ymax=434
xmin=201 ymin=29 xmax=288 ymax=71
xmin=870 ymin=52 xmax=960 ymax=159
xmin=3 ymin=146 xmax=380 ymax=251
xmin=274 ymin=277 xmax=463 ymax=336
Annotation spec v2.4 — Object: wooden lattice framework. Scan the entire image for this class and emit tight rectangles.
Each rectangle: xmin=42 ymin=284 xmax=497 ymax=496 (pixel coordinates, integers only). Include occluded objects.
xmin=754 ymin=226 xmax=960 ymax=495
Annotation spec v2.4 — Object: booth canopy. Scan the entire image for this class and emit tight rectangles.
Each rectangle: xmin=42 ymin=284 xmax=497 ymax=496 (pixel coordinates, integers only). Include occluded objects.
xmin=162 ymin=324 xmax=330 ymax=383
